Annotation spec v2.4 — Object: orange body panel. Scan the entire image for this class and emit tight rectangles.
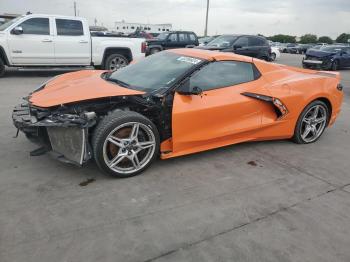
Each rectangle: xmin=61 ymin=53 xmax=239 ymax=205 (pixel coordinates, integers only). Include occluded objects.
xmin=28 ymin=49 xmax=343 ymax=160
xmin=30 ymin=70 xmax=144 ymax=107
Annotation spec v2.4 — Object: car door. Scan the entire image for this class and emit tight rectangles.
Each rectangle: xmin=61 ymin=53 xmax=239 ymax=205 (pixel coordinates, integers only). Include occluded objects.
xmin=172 ymin=60 xmax=270 ymax=155
xmin=7 ymin=17 xmax=54 ymax=65
xmin=247 ymin=36 xmax=264 ymax=58
xmin=342 ymin=48 xmax=350 ymax=67
xmin=53 ymin=18 xmax=91 ymax=65
xmin=178 ymin=33 xmax=189 ymax=48
xmin=163 ymin=33 xmax=178 ymax=49
xmin=232 ymin=36 xmax=250 ymax=57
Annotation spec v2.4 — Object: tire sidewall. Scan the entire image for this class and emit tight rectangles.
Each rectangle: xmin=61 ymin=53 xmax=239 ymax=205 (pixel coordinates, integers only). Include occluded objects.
xmin=93 ymin=112 xmax=160 ymax=178
xmin=0 ymin=59 xmax=5 ymax=77
xmin=293 ymin=100 xmax=329 ymax=144
xmin=104 ymin=54 xmax=129 ymax=71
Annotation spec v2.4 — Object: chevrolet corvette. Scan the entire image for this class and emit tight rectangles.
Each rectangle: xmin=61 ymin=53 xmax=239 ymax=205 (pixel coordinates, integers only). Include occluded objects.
xmin=12 ymin=49 xmax=343 ymax=177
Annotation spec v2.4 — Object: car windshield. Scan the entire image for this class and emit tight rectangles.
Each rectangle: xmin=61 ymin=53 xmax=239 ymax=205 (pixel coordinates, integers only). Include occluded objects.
xmin=157 ymin=33 xmax=169 ymax=40
xmin=320 ymin=46 xmax=344 ymax=52
xmin=0 ymin=16 xmax=23 ymax=31
xmin=107 ymin=51 xmax=204 ymax=92
xmin=207 ymin=35 xmax=238 ymax=48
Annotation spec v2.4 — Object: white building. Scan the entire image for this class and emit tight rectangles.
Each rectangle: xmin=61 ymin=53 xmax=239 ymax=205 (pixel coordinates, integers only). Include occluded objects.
xmin=112 ymin=21 xmax=172 ymax=35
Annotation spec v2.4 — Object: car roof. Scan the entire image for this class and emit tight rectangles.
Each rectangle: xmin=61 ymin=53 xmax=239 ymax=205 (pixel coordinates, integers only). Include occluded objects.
xmin=167 ymin=48 xmax=253 ymax=63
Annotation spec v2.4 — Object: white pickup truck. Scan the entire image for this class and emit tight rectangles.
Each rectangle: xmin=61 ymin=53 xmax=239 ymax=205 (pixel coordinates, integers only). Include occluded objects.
xmin=0 ymin=14 xmax=146 ymax=77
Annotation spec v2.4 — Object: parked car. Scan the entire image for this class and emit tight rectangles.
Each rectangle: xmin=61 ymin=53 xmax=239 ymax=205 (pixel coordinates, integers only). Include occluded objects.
xmin=270 ymin=46 xmax=281 ymax=61
xmin=198 ymin=35 xmax=219 ymax=46
xmin=0 ymin=13 xmax=146 ymax=76
xmin=196 ymin=34 xmax=271 ymax=61
xmin=12 ymin=48 xmax=343 ymax=177
xmin=284 ymin=43 xmax=300 ymax=54
xmin=302 ymin=45 xmax=350 ymax=70
xmin=145 ymin=31 xmax=199 ymax=55
xmin=298 ymin=44 xmax=314 ymax=54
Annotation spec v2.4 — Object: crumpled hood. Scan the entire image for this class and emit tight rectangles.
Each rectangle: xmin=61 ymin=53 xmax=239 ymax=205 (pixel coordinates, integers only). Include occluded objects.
xmin=306 ymin=49 xmax=336 ymax=58
xmin=29 ymin=70 xmax=144 ymax=108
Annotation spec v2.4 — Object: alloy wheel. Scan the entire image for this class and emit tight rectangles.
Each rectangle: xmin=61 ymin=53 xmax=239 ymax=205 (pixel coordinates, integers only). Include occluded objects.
xmin=300 ymin=105 xmax=327 ymax=143
xmin=108 ymin=56 xmax=128 ymax=71
xmin=103 ymin=122 xmax=156 ymax=175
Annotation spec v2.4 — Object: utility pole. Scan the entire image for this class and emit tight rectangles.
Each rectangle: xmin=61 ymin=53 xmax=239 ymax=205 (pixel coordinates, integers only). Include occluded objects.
xmin=204 ymin=0 xmax=209 ymax=36
xmin=74 ymin=1 xmax=77 ymax=17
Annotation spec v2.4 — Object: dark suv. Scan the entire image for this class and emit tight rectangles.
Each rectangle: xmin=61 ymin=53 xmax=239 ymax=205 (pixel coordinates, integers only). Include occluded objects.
xmin=196 ymin=34 xmax=271 ymax=61
xmin=145 ymin=31 xmax=199 ymax=56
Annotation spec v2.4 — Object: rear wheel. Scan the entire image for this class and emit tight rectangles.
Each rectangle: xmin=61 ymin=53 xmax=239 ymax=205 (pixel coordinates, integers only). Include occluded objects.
xmin=270 ymin=53 xmax=276 ymax=61
xmin=0 ymin=58 xmax=5 ymax=77
xmin=150 ymin=48 xmax=161 ymax=55
xmin=92 ymin=111 xmax=160 ymax=178
xmin=104 ymin=54 xmax=129 ymax=71
xmin=292 ymin=100 xmax=329 ymax=144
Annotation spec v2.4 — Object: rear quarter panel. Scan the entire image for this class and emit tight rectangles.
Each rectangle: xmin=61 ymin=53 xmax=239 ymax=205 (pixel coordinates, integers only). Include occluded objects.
xmin=254 ymin=59 xmax=343 ymax=137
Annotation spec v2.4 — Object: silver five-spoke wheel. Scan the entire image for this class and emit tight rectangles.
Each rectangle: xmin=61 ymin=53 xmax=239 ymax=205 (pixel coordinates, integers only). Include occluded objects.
xmin=293 ymin=100 xmax=329 ymax=144
xmin=103 ymin=122 xmax=156 ymax=175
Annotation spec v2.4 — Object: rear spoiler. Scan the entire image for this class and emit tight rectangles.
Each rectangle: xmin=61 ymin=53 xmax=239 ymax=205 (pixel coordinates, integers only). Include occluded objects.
xmin=316 ymin=71 xmax=341 ymax=80
xmin=278 ymin=64 xmax=341 ymax=80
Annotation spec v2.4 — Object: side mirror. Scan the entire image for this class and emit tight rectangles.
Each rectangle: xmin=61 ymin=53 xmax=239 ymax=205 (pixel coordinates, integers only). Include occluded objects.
xmin=177 ymin=79 xmax=203 ymax=95
xmin=11 ymin=26 xmax=23 ymax=35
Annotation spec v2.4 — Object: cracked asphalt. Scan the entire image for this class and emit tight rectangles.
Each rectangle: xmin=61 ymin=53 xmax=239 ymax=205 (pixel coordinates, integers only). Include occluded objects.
xmin=0 ymin=54 xmax=349 ymax=262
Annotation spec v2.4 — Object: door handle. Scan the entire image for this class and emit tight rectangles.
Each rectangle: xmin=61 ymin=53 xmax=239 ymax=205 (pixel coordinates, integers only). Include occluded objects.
xmin=42 ymin=39 xmax=53 ymax=42
xmin=79 ymin=40 xmax=88 ymax=43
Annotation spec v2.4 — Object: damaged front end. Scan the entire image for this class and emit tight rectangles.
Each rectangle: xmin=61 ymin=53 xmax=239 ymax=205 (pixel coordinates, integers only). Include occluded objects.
xmin=12 ymin=102 xmax=97 ymax=165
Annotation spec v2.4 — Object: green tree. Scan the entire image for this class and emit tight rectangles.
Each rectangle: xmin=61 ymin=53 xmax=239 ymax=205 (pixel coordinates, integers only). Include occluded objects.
xmin=267 ymin=34 xmax=296 ymax=43
xmin=318 ymin=36 xmax=333 ymax=44
xmin=335 ymin=33 xmax=350 ymax=43
xmin=299 ymin=34 xmax=318 ymax=44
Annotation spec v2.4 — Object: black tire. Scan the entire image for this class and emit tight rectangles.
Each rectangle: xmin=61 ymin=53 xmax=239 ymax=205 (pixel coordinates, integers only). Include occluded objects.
xmin=302 ymin=64 xmax=310 ymax=69
xmin=0 ymin=58 xmax=5 ymax=77
xmin=104 ymin=54 xmax=129 ymax=71
xmin=150 ymin=48 xmax=161 ymax=55
xmin=331 ymin=60 xmax=338 ymax=71
xmin=292 ymin=100 xmax=329 ymax=144
xmin=92 ymin=110 xmax=160 ymax=178
xmin=271 ymin=53 xmax=276 ymax=61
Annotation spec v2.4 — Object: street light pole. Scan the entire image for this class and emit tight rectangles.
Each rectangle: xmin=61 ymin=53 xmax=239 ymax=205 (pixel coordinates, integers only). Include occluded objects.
xmin=74 ymin=1 xmax=77 ymax=17
xmin=204 ymin=0 xmax=210 ymax=36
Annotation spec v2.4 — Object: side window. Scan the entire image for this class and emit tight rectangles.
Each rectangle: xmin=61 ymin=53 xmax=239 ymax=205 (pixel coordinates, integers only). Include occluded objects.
xmin=189 ymin=33 xmax=196 ymax=41
xmin=56 ymin=19 xmax=84 ymax=36
xmin=178 ymin=33 xmax=187 ymax=42
xmin=168 ymin=33 xmax=178 ymax=42
xmin=248 ymin=37 xmax=265 ymax=46
xmin=190 ymin=61 xmax=255 ymax=91
xmin=234 ymin=37 xmax=248 ymax=47
xmin=17 ymin=18 xmax=50 ymax=35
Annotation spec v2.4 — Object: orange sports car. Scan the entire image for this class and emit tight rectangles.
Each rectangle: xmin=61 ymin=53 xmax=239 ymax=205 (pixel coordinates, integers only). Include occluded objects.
xmin=12 ymin=49 xmax=343 ymax=177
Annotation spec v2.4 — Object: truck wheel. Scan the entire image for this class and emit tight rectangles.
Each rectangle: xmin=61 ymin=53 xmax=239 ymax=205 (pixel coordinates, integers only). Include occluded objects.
xmin=0 ymin=58 xmax=5 ymax=77
xmin=92 ymin=110 xmax=160 ymax=178
xmin=104 ymin=54 xmax=129 ymax=71
xmin=150 ymin=48 xmax=161 ymax=55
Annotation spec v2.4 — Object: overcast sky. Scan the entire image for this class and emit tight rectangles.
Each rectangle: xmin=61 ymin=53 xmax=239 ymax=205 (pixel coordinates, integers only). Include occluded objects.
xmin=1 ymin=0 xmax=349 ymax=38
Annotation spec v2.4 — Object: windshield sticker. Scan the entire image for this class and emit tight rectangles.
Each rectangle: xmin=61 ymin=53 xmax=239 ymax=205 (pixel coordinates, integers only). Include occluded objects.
xmin=177 ymin=56 xmax=202 ymax=65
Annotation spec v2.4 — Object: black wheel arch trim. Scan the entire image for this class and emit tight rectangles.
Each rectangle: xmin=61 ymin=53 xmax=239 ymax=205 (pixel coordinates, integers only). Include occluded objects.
xmin=0 ymin=45 xmax=10 ymax=66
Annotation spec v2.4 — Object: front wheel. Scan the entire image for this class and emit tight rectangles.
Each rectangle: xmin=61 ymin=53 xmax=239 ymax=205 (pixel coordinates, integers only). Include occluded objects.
xmin=331 ymin=60 xmax=338 ymax=71
xmin=270 ymin=53 xmax=276 ymax=61
xmin=292 ymin=100 xmax=329 ymax=144
xmin=92 ymin=111 xmax=160 ymax=178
